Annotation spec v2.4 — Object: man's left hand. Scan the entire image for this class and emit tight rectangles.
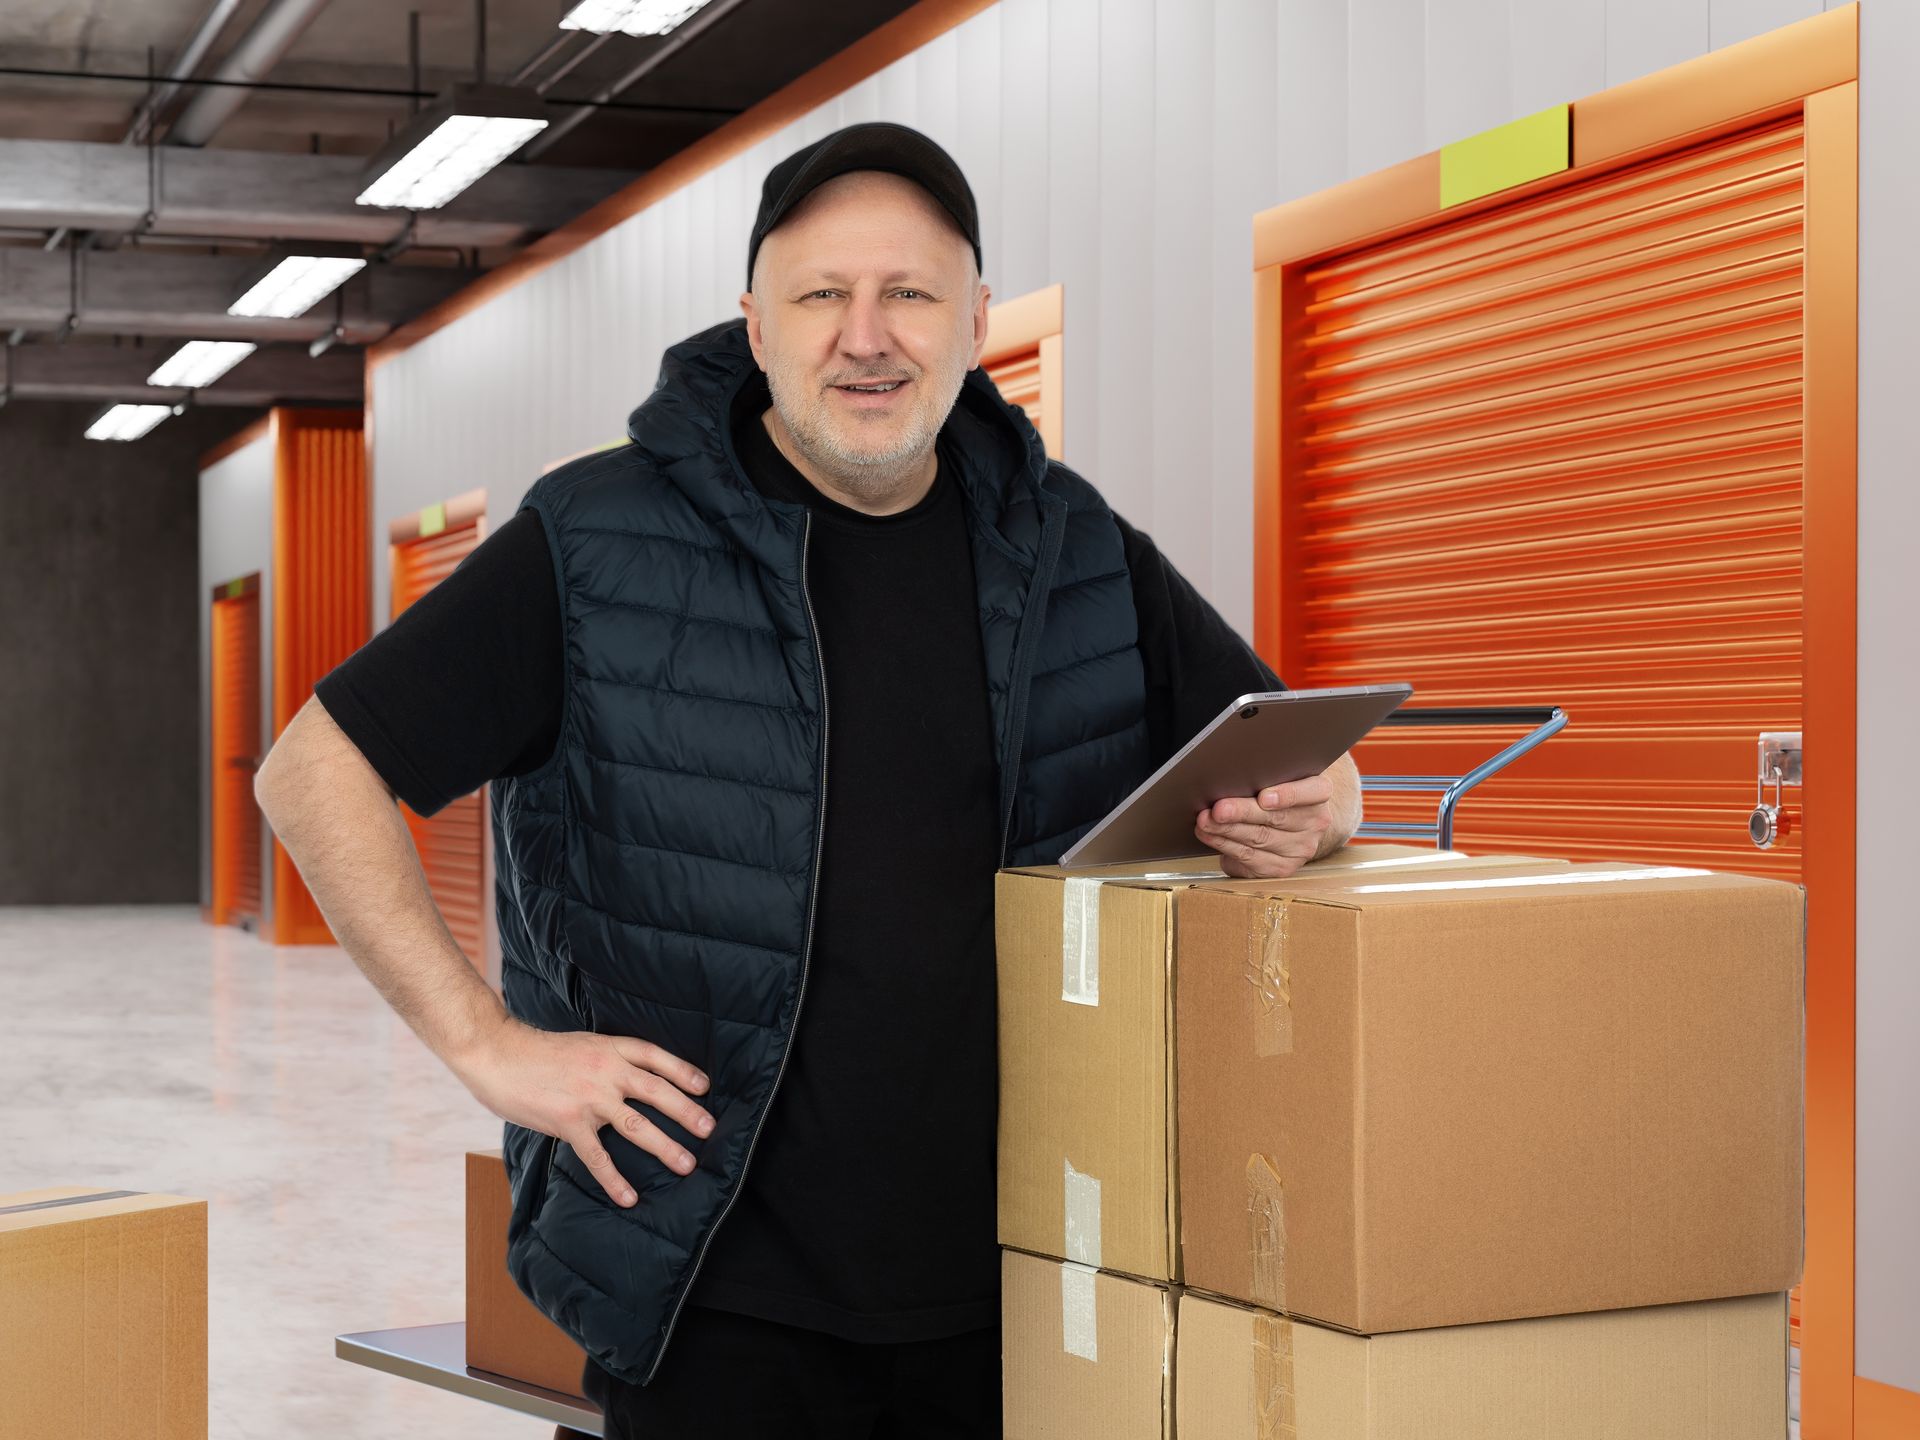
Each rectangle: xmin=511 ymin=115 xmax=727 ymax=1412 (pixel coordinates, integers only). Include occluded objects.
xmin=1194 ymin=754 xmax=1362 ymax=879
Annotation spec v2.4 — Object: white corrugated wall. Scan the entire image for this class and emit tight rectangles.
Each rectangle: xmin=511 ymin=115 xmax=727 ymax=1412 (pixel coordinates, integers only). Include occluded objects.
xmin=1854 ymin=0 xmax=1920 ymax=1400
xmin=367 ymin=0 xmax=1919 ymax=1392
xmin=198 ymin=432 xmax=275 ymax=920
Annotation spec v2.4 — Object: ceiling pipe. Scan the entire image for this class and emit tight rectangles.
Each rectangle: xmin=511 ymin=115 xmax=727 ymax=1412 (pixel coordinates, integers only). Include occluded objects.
xmin=42 ymin=1 xmax=243 ymax=251
xmin=509 ymin=30 xmax=576 ymax=86
xmin=533 ymin=32 xmax=610 ymax=95
xmin=518 ymin=0 xmax=750 ymax=162
xmin=121 ymin=0 xmax=246 ymax=145
xmin=164 ymin=0 xmax=334 ymax=148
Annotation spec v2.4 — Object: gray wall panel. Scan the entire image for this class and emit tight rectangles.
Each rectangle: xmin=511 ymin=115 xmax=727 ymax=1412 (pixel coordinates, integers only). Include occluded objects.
xmin=841 ymin=69 xmax=883 ymax=128
xmin=1510 ymin=0 xmax=1605 ymax=118
xmin=1606 ymin=0 xmax=1710 ymax=85
xmin=1150 ymin=0 xmax=1215 ymax=563
xmin=1095 ymin=0 xmax=1156 ymax=528
xmin=1427 ymin=0 xmax=1514 ymax=148
xmin=1348 ymin=0 xmax=1426 ymax=176
xmin=1209 ymin=0 xmax=1279 ymax=629
xmin=1855 ymin=0 xmax=1920 ymax=1394
xmin=918 ymin=26 xmax=963 ymax=151
xmin=997 ymin=1 xmax=1050 ymax=307
xmin=1048 ymin=0 xmax=1102 ymax=483
xmin=198 ymin=431 xmax=275 ymax=921
xmin=1711 ymin=0 xmax=1822 ymax=47
xmin=955 ymin=9 xmax=1005 ymax=288
xmin=1278 ymin=0 xmax=1349 ymax=205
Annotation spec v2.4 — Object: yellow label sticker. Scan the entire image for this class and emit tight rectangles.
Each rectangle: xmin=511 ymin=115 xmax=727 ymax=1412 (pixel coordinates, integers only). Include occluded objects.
xmin=418 ymin=501 xmax=447 ymax=537
xmin=1440 ymin=103 xmax=1570 ymax=208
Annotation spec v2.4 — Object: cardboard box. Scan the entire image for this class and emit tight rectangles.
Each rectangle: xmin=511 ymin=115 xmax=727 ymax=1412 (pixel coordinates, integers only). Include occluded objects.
xmin=1002 ymin=1247 xmax=1173 ymax=1440
xmin=1006 ymin=1246 xmax=1788 ymax=1440
xmin=0 ymin=1186 xmax=207 ymax=1440
xmin=1176 ymin=1288 xmax=1790 ymax=1440
xmin=1177 ymin=861 xmax=1805 ymax=1333
xmin=466 ymin=1149 xmax=586 ymax=1397
xmin=996 ymin=844 xmax=1565 ymax=1282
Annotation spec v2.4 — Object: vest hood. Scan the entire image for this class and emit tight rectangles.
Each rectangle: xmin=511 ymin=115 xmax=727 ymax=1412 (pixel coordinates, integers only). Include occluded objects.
xmin=624 ymin=317 xmax=1054 ymax=568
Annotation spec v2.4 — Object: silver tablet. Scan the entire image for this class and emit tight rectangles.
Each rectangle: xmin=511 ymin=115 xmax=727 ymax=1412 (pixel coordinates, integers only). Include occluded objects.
xmin=1058 ymin=682 xmax=1413 ymax=867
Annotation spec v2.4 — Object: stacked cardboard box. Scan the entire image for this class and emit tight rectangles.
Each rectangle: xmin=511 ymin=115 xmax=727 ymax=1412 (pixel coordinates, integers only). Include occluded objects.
xmin=994 ymin=844 xmax=1552 ymax=1436
xmin=995 ymin=846 xmax=1803 ymax=1438
xmin=0 ymin=1186 xmax=207 ymax=1440
xmin=1006 ymin=1248 xmax=1787 ymax=1440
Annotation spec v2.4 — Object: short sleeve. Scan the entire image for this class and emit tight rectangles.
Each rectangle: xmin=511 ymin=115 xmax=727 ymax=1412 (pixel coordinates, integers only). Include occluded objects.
xmin=314 ymin=508 xmax=564 ymax=817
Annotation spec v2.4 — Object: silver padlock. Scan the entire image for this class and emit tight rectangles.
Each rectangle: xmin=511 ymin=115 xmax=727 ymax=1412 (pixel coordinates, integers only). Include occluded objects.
xmin=1749 ymin=783 xmax=1783 ymax=849
xmin=1749 ymin=732 xmax=1800 ymax=849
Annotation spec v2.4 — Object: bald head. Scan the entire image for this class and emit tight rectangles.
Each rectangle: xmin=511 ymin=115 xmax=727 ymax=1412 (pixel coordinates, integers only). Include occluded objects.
xmin=739 ymin=169 xmax=991 ymax=513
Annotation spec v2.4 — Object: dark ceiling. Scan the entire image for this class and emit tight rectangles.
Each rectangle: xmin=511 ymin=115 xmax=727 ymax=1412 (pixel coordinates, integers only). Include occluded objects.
xmin=0 ymin=0 xmax=922 ymax=416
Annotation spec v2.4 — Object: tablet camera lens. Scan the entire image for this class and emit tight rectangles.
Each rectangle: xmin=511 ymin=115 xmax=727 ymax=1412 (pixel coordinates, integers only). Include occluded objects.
xmin=1239 ymin=705 xmax=1259 ymax=719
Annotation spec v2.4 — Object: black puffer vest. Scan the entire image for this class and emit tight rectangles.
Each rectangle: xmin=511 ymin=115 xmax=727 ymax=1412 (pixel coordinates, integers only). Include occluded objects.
xmin=491 ymin=317 xmax=1151 ymax=1385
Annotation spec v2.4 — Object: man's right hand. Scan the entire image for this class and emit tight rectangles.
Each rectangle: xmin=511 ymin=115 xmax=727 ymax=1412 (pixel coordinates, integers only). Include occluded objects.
xmin=453 ymin=1018 xmax=715 ymax=1208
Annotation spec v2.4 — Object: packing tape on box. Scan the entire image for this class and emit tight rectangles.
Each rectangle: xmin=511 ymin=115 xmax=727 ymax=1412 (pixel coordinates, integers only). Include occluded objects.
xmin=0 ymin=1189 xmax=144 ymax=1216
xmin=1062 ymin=877 xmax=1102 ymax=1005
xmin=1244 ymin=898 xmax=1293 ymax=1057
xmin=1247 ymin=1153 xmax=1287 ymax=1312
xmin=1060 ymin=871 xmax=1197 ymax=1008
xmin=1064 ymin=1156 xmax=1102 ymax=1266
xmin=1252 ymin=1311 xmax=1298 ymax=1440
xmin=1061 ymin=1260 xmax=1099 ymax=1361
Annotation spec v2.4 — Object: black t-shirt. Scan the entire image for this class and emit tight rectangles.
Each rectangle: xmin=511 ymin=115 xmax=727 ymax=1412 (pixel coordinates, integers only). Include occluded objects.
xmin=314 ymin=373 xmax=1282 ymax=1348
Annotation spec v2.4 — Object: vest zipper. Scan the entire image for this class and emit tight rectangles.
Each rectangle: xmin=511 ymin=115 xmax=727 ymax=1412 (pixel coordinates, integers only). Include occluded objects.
xmin=646 ymin=511 xmax=828 ymax=1383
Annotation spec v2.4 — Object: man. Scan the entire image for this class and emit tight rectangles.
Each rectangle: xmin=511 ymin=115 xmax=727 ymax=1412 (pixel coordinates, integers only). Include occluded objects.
xmin=255 ymin=122 xmax=1361 ymax=1438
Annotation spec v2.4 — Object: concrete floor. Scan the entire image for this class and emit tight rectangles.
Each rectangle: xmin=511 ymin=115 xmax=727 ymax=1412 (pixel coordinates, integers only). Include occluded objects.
xmin=0 ymin=905 xmax=553 ymax=1440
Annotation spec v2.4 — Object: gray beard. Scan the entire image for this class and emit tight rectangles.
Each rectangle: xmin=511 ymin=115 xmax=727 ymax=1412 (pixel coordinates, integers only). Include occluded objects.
xmin=766 ymin=369 xmax=965 ymax=508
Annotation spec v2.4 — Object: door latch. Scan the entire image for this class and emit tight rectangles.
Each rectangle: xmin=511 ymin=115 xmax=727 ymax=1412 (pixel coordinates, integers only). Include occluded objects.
xmin=1749 ymin=731 xmax=1801 ymax=849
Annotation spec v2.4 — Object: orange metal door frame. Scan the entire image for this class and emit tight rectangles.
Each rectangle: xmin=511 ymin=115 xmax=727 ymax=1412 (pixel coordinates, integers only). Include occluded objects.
xmin=1251 ymin=7 xmax=1868 ymax=1435
xmin=209 ymin=572 xmax=264 ymax=928
xmin=983 ymin=282 xmax=1066 ymax=461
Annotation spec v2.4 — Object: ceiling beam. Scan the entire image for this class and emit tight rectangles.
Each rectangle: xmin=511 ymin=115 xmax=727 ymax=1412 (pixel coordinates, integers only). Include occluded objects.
xmin=0 ymin=247 xmax=476 ymax=343
xmin=0 ymin=139 xmax=640 ymax=248
xmin=5 ymin=341 xmax=362 ymax=407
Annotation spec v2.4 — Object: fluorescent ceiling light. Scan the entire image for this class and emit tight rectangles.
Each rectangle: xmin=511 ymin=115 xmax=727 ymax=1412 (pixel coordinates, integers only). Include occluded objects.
xmin=84 ymin=404 xmax=172 ymax=442
xmin=356 ymin=114 xmax=545 ymax=208
xmin=228 ymin=255 xmax=367 ymax=319
xmin=559 ymin=0 xmax=712 ymax=36
xmin=147 ymin=340 xmax=258 ymax=389
xmin=356 ymin=86 xmax=548 ymax=210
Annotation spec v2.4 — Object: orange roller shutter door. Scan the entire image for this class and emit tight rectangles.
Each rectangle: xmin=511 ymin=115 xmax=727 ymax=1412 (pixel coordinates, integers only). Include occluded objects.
xmin=1277 ymin=116 xmax=1808 ymax=881
xmin=390 ymin=503 xmax=489 ymax=974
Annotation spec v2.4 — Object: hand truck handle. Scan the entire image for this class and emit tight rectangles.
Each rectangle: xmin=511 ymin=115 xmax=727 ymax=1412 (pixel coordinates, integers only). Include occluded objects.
xmin=1355 ymin=705 xmax=1568 ymax=851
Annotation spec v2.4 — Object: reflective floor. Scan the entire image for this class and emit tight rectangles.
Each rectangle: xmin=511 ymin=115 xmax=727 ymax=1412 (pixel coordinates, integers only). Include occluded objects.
xmin=0 ymin=905 xmax=546 ymax=1439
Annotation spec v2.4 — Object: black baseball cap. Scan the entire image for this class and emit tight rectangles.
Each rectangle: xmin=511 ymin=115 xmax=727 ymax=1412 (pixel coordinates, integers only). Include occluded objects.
xmin=746 ymin=121 xmax=982 ymax=289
